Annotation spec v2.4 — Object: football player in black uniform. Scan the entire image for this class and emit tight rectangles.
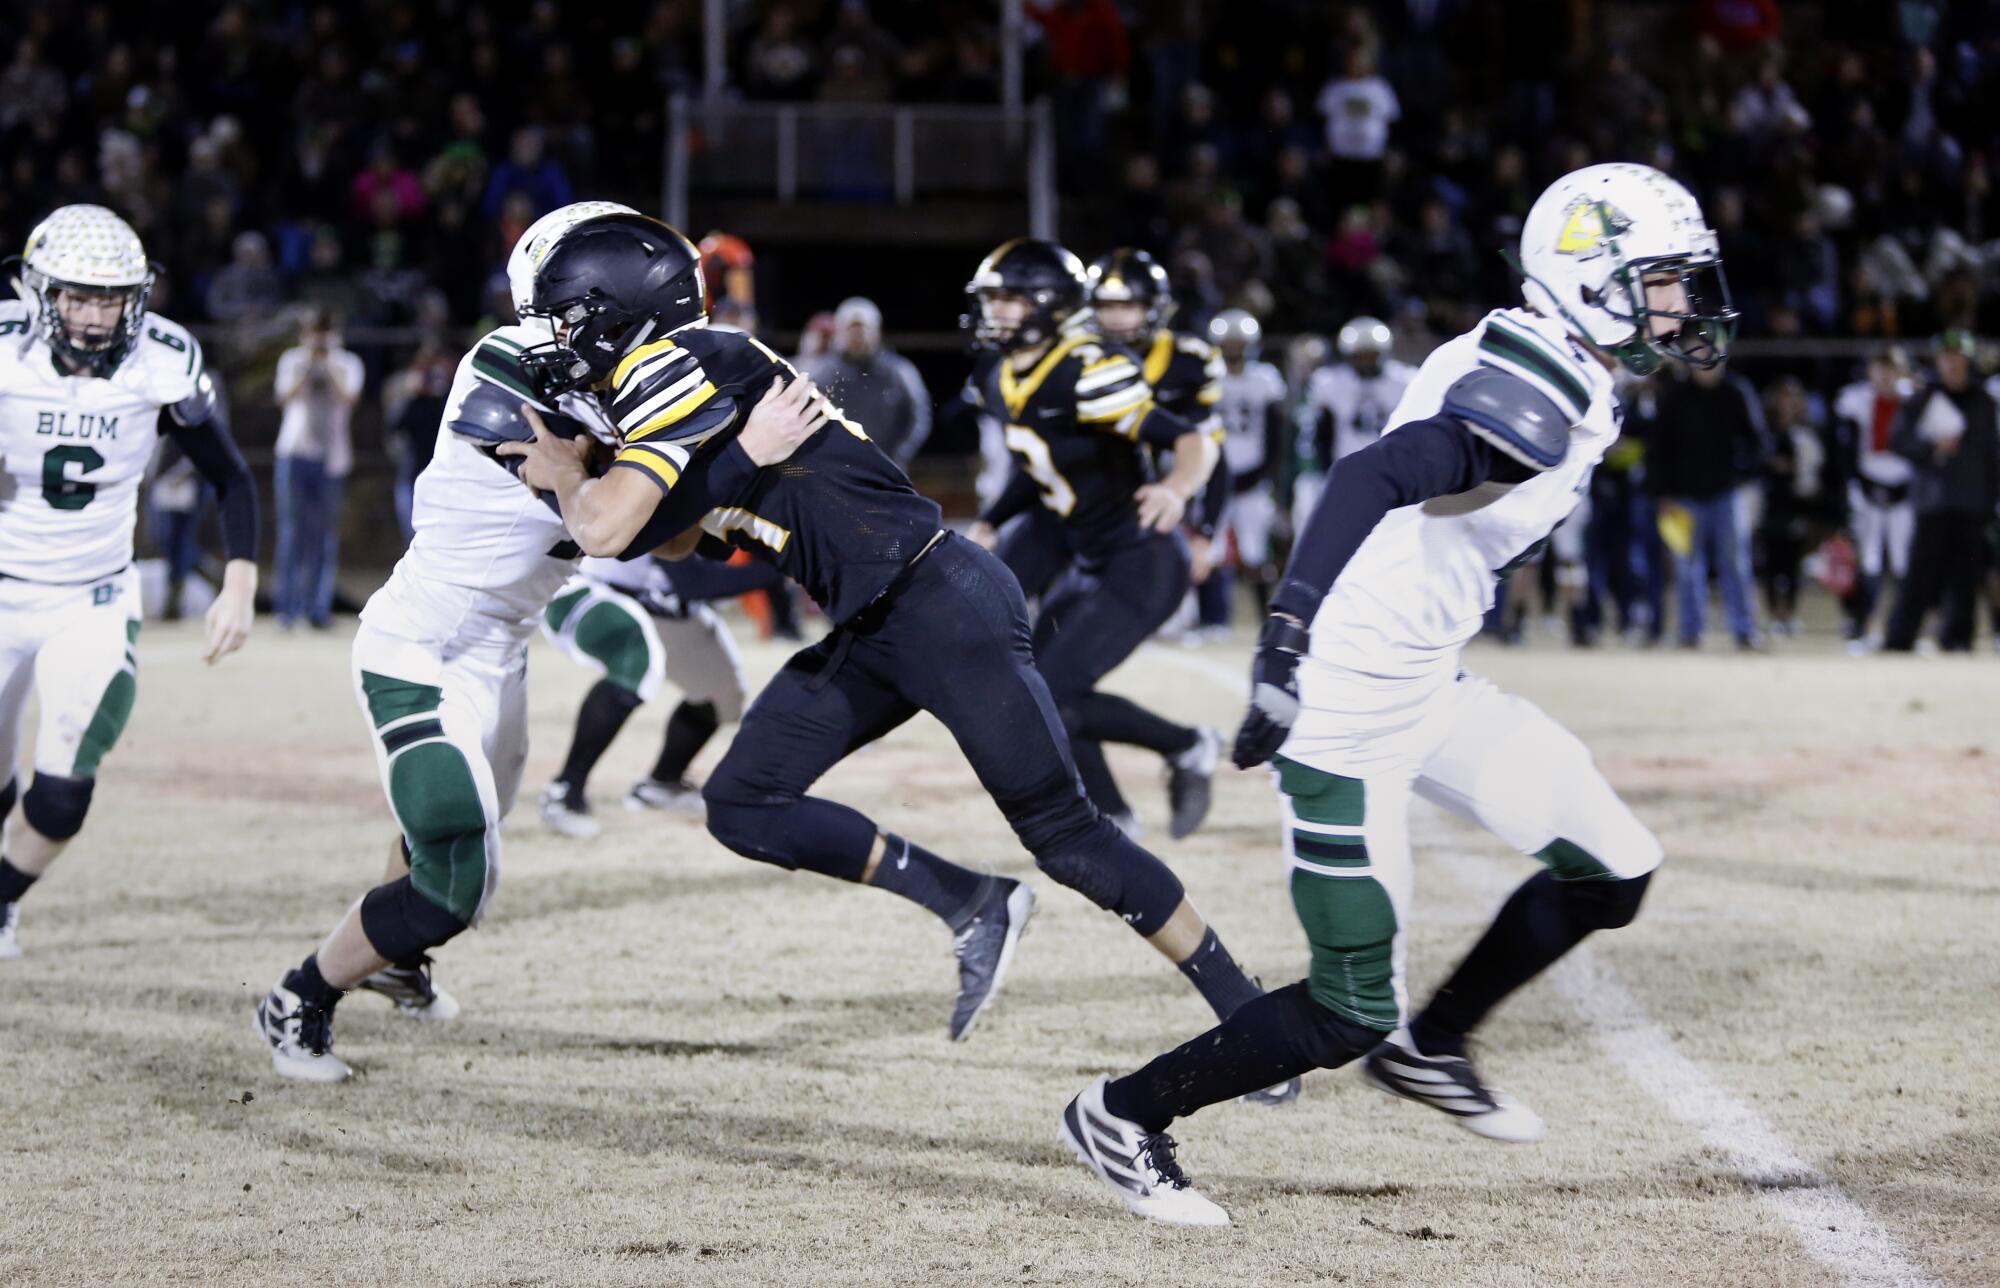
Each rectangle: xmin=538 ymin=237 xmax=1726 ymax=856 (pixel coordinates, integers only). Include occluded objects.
xmin=500 ymin=213 xmax=1282 ymax=1055
xmin=965 ymin=242 xmax=1223 ymax=841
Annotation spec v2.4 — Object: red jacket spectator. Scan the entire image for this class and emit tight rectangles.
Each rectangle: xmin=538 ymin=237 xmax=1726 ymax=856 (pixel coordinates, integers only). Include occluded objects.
xmin=1030 ymin=0 xmax=1128 ymax=80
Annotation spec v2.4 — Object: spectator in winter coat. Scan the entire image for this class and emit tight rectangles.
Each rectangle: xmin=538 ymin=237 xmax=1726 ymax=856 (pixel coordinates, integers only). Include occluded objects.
xmin=1647 ymin=361 xmax=1771 ymax=648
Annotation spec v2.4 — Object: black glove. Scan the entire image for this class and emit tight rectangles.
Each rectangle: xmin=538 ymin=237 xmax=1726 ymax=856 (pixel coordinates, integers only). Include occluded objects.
xmin=1232 ymin=613 xmax=1309 ymax=768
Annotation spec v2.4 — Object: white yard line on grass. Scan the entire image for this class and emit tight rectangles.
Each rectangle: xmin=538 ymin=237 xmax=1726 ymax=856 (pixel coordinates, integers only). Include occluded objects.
xmin=1149 ymin=644 xmax=1940 ymax=1288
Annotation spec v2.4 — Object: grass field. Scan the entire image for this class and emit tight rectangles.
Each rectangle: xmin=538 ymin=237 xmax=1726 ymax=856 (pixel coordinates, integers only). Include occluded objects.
xmin=2 ymin=613 xmax=1996 ymax=1286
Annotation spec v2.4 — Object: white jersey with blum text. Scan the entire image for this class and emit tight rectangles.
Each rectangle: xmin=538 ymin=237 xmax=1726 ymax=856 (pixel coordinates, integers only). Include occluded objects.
xmin=1303 ymin=308 xmax=1617 ymax=695
xmin=0 ymin=300 xmax=206 ymax=584
xmin=1304 ymin=357 xmax=1418 ymax=463
xmin=361 ymin=325 xmax=615 ymax=652
xmin=1216 ymin=360 xmax=1287 ymax=480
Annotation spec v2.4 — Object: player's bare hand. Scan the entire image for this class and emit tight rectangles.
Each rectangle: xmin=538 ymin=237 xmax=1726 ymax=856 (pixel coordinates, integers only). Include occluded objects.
xmin=966 ymin=520 xmax=998 ymax=551
xmin=1188 ymin=533 xmax=1216 ymax=584
xmin=740 ymin=376 xmax=827 ymax=466
xmin=1134 ymin=483 xmax=1187 ymax=533
xmin=496 ymin=404 xmax=592 ymax=492
xmin=204 ymin=559 xmax=257 ymax=665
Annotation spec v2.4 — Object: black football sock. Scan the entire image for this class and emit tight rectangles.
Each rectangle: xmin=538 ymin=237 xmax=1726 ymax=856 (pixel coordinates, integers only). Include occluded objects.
xmin=1102 ymin=981 xmax=1380 ymax=1132
xmin=1412 ymin=870 xmax=1593 ymax=1055
xmin=1071 ymin=738 xmax=1131 ymax=819
xmin=650 ymin=699 xmax=719 ymax=785
xmin=284 ymin=953 xmax=343 ymax=1009
xmin=1079 ymin=692 xmax=1197 ymax=758
xmin=866 ymin=833 xmax=992 ymax=932
xmin=1177 ymin=926 xmax=1263 ymax=1020
xmin=0 ymin=857 xmax=38 ymax=905
xmin=557 ymin=680 xmax=644 ymax=807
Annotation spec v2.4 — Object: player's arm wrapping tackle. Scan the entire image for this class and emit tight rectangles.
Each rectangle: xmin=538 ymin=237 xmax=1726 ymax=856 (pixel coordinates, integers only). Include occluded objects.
xmin=499 ymin=352 xmax=826 ymax=557
xmin=1232 ymin=367 xmax=1572 ymax=768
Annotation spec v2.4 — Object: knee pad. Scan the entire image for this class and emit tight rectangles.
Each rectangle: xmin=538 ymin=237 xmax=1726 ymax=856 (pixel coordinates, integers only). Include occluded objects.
xmin=1563 ymin=870 xmax=1653 ymax=931
xmin=360 ymin=875 xmax=471 ymax=962
xmin=1035 ymin=820 xmax=1184 ymax=935
xmin=22 ymin=773 xmax=94 ymax=841
xmin=575 ymin=604 xmax=655 ymax=696
xmin=703 ymin=798 xmax=796 ymax=870
xmin=0 ymin=776 xmax=17 ymax=820
xmin=388 ymin=742 xmax=492 ymax=924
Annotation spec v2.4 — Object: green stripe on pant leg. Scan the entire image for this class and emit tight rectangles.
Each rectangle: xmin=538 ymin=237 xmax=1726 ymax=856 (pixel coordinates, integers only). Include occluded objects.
xmin=572 ymin=600 xmax=651 ymax=694
xmin=545 ymin=587 xmax=589 ymax=633
xmin=388 ymin=740 xmax=490 ymax=924
xmin=1274 ymin=755 xmax=1365 ymax=826
xmin=1538 ymin=837 xmax=1617 ymax=882
xmin=360 ymin=670 xmax=444 ymax=730
xmin=72 ymin=667 xmax=137 ymax=778
xmin=1290 ymin=868 xmax=1400 ymax=1031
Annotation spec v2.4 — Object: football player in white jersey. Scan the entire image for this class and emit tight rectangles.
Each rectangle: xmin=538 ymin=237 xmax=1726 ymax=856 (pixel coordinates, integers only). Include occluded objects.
xmin=253 ymin=202 xmax=821 ymax=1080
xmin=1293 ymin=316 xmax=1417 ymax=528
xmin=1061 ymin=163 xmax=1736 ymax=1226
xmin=0 ymin=205 xmax=258 ymax=959
xmin=1201 ymin=309 xmax=1288 ymax=624
xmin=533 ymin=550 xmax=753 ymax=837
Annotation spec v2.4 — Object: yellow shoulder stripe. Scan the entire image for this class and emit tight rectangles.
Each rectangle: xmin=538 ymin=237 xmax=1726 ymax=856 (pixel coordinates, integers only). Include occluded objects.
xmin=612 ymin=337 xmax=682 ymax=389
xmin=625 ymin=381 xmax=719 ymax=441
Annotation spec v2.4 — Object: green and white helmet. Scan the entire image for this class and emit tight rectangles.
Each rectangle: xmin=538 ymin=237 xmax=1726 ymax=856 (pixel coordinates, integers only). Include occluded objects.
xmin=507 ymin=199 xmax=639 ymax=314
xmin=1517 ymin=162 xmax=1736 ymax=376
xmin=16 ymin=204 xmax=154 ymax=376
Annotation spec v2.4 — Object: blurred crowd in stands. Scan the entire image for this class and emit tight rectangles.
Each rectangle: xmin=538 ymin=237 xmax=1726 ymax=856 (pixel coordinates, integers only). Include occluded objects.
xmin=6 ymin=0 xmax=2000 ymax=647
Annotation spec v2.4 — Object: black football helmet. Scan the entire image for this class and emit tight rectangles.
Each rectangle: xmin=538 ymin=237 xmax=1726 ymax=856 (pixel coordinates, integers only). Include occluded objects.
xmin=1084 ymin=247 xmax=1172 ymax=347
xmin=518 ymin=213 xmax=707 ymax=396
xmin=963 ymin=237 xmax=1088 ymax=353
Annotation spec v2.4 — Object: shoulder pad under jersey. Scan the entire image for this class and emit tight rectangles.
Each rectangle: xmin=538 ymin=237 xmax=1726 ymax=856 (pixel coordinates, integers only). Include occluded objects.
xmin=1441 ymin=366 xmax=1571 ymax=472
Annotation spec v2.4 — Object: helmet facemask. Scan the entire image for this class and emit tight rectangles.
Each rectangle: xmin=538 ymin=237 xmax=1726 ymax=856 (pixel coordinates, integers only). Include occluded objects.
xmin=1596 ymin=245 xmax=1737 ymax=376
xmin=518 ymin=292 xmax=658 ymax=399
xmin=964 ymin=285 xmax=1077 ymax=354
xmin=21 ymin=268 xmax=151 ymax=377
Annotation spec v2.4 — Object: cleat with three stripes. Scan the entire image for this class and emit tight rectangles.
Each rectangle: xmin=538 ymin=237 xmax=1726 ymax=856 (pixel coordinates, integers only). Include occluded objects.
xmin=1058 ymin=1076 xmax=1230 ymax=1226
xmin=1361 ymin=1034 xmax=1546 ymax=1143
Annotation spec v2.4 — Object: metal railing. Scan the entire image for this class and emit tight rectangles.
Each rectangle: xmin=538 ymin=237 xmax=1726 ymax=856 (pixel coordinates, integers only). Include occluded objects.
xmin=664 ymin=97 xmax=1055 ymax=236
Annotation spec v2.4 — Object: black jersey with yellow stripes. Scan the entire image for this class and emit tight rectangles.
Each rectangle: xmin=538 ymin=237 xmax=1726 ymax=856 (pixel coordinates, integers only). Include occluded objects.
xmin=967 ymin=330 xmax=1177 ymax=564
xmin=601 ymin=323 xmax=942 ymax=625
xmin=1139 ymin=328 xmax=1224 ymax=425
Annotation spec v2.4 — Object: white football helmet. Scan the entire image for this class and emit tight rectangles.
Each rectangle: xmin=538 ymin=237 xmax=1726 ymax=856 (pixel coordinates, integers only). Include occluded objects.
xmin=1208 ymin=308 xmax=1261 ymax=363
xmin=1336 ymin=316 xmax=1392 ymax=360
xmin=1517 ymin=162 xmax=1736 ymax=375
xmin=15 ymin=204 xmax=153 ymax=376
xmin=507 ymin=200 xmax=639 ymax=314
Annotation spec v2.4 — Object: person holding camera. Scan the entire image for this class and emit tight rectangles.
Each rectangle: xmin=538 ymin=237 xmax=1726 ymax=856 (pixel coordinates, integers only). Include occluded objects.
xmin=273 ymin=312 xmax=364 ymax=628
xmin=1882 ymin=330 xmax=2000 ymax=652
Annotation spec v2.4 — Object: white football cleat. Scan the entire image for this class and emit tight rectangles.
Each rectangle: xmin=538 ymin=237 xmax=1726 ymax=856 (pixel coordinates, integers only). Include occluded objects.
xmin=1362 ymin=1035 xmax=1546 ymax=1143
xmin=1059 ymin=1076 xmax=1230 ymax=1226
xmin=537 ymin=783 xmax=601 ymax=839
xmin=256 ymin=982 xmax=354 ymax=1083
xmin=357 ymin=955 xmax=460 ymax=1021
xmin=0 ymin=902 xmax=20 ymax=959
xmin=624 ymin=777 xmax=705 ymax=814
